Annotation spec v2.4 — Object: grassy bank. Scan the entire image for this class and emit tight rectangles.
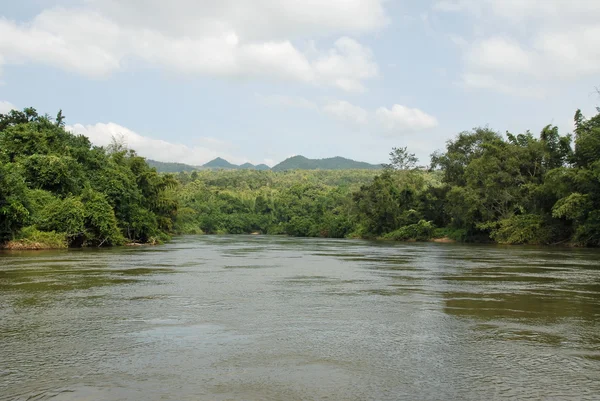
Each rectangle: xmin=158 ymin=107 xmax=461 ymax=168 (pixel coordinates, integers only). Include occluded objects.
xmin=1 ymin=228 xmax=67 ymax=250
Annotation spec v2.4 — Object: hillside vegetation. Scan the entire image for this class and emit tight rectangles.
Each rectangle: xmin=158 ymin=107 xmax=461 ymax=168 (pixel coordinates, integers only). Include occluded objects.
xmin=271 ymin=155 xmax=381 ymax=171
xmin=147 ymin=159 xmax=198 ymax=173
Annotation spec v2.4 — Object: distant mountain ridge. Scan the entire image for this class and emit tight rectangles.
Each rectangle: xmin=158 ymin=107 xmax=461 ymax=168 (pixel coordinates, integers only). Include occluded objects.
xmin=146 ymin=160 xmax=198 ymax=173
xmin=147 ymin=155 xmax=382 ymax=173
xmin=272 ymin=156 xmax=381 ymax=171
xmin=202 ymin=157 xmax=237 ymax=169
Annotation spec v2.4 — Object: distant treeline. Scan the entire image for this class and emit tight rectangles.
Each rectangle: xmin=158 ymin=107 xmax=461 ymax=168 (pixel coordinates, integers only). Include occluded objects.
xmin=1 ymin=104 xmax=600 ymax=248
xmin=172 ymin=105 xmax=600 ymax=246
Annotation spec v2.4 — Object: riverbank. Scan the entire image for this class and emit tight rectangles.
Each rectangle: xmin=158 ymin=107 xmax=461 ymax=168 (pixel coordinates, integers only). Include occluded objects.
xmin=1 ymin=237 xmax=162 ymax=250
xmin=0 ymin=229 xmax=68 ymax=250
xmin=0 ymin=239 xmax=67 ymax=250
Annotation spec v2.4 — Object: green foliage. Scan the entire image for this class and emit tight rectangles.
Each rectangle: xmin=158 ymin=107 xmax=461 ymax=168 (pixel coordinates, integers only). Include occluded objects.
xmin=433 ymin=227 xmax=468 ymax=242
xmin=286 ymin=216 xmax=318 ymax=237
xmin=552 ymin=193 xmax=591 ymax=221
xmin=14 ymin=226 xmax=67 ymax=249
xmin=382 ymin=220 xmax=435 ymax=241
xmin=174 ymin=169 xmax=380 ymax=238
xmin=489 ymin=215 xmax=552 ymax=245
xmin=38 ymin=196 xmax=86 ymax=240
xmin=352 ymin=170 xmax=437 ymax=236
xmin=22 ymin=154 xmax=83 ymax=195
xmin=81 ymin=189 xmax=124 ymax=246
xmin=383 ymin=147 xmax=418 ymax=171
xmin=0 ymin=107 xmax=177 ymax=247
xmin=0 ymin=163 xmax=30 ymax=241
xmin=573 ymin=211 xmax=600 ymax=247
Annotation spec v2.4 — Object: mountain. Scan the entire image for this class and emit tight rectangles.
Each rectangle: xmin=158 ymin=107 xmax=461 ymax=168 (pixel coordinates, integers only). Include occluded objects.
xmin=271 ymin=156 xmax=382 ymax=171
xmin=147 ymin=159 xmax=199 ymax=173
xmin=204 ymin=159 xmax=272 ymax=170
xmin=202 ymin=157 xmax=238 ymax=169
xmin=148 ymin=156 xmax=381 ymax=173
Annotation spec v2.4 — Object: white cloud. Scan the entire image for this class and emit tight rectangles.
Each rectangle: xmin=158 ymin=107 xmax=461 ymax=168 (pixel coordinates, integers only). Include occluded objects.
xmin=88 ymin=0 xmax=389 ymax=40
xmin=312 ymin=37 xmax=379 ymax=92
xmin=460 ymin=73 xmax=544 ymax=98
xmin=0 ymin=9 xmax=122 ymax=78
xmin=465 ymin=37 xmax=533 ymax=74
xmin=435 ymin=0 xmax=600 ymax=95
xmin=0 ymin=100 xmax=16 ymax=114
xmin=323 ymin=100 xmax=368 ymax=124
xmin=375 ymin=105 xmax=438 ymax=134
xmin=259 ymin=95 xmax=438 ymax=134
xmin=0 ymin=2 xmax=382 ymax=91
xmin=67 ymin=122 xmax=249 ymax=166
xmin=485 ymin=0 xmax=600 ymax=23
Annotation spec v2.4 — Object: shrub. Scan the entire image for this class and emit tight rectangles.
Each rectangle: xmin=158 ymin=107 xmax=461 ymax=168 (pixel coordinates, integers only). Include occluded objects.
xmin=383 ymin=220 xmax=435 ymax=241
xmin=433 ymin=227 xmax=468 ymax=242
xmin=7 ymin=226 xmax=68 ymax=249
xmin=38 ymin=196 xmax=85 ymax=241
xmin=490 ymin=214 xmax=552 ymax=245
xmin=81 ymin=189 xmax=124 ymax=246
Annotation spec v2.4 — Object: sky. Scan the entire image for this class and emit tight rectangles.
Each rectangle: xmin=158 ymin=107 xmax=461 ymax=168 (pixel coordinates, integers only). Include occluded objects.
xmin=0 ymin=0 xmax=599 ymax=167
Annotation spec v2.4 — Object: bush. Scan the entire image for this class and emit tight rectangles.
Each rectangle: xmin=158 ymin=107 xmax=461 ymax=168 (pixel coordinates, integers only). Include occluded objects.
xmin=433 ymin=227 xmax=468 ymax=242
xmin=81 ymin=189 xmax=124 ymax=246
xmin=489 ymin=214 xmax=553 ymax=245
xmin=573 ymin=210 xmax=600 ymax=247
xmin=127 ymin=207 xmax=159 ymax=242
xmin=8 ymin=226 xmax=67 ymax=249
xmin=38 ymin=196 xmax=85 ymax=241
xmin=286 ymin=216 xmax=318 ymax=237
xmin=382 ymin=220 xmax=435 ymax=241
xmin=317 ymin=213 xmax=355 ymax=238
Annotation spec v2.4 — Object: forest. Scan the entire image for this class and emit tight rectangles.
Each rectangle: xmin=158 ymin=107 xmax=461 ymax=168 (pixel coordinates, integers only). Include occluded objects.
xmin=1 ymin=105 xmax=599 ymax=248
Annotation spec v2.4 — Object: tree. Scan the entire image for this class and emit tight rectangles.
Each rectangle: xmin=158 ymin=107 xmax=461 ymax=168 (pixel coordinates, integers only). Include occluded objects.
xmin=55 ymin=109 xmax=66 ymax=127
xmin=384 ymin=147 xmax=418 ymax=171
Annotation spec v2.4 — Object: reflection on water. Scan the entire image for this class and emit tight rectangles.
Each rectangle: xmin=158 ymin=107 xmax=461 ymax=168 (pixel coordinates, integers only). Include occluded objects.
xmin=1 ymin=236 xmax=599 ymax=400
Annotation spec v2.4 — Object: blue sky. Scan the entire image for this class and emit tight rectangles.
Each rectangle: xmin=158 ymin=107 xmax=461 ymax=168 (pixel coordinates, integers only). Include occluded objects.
xmin=1 ymin=0 xmax=598 ymax=166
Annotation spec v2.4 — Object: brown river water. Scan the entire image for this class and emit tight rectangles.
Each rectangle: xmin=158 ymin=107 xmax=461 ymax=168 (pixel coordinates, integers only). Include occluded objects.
xmin=1 ymin=235 xmax=599 ymax=400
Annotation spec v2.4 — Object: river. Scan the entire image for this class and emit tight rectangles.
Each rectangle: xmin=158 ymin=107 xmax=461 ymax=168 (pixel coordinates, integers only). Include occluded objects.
xmin=1 ymin=236 xmax=599 ymax=400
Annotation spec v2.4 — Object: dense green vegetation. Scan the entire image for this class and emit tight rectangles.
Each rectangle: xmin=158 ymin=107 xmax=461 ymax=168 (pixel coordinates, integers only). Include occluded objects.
xmin=173 ymin=169 xmax=380 ymax=237
xmin=0 ymin=108 xmax=177 ymax=248
xmin=2 ymin=104 xmax=600 ymax=248
xmin=171 ymin=108 xmax=600 ymax=246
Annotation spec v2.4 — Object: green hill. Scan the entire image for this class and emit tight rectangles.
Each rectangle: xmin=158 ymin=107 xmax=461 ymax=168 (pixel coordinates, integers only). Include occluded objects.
xmin=148 ymin=156 xmax=381 ymax=173
xmin=202 ymin=157 xmax=238 ymax=169
xmin=147 ymin=159 xmax=199 ymax=173
xmin=272 ymin=155 xmax=382 ymax=171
